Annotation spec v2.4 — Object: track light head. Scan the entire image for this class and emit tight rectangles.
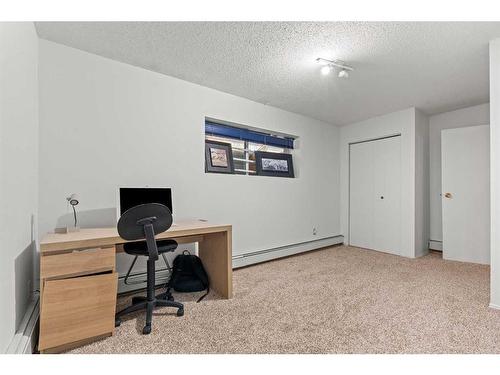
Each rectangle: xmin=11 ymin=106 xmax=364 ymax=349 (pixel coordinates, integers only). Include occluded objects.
xmin=320 ymin=65 xmax=333 ymax=75
xmin=338 ymin=69 xmax=349 ymax=78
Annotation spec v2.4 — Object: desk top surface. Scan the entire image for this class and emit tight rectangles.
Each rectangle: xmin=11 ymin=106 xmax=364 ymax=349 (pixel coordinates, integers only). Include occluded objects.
xmin=40 ymin=220 xmax=231 ymax=254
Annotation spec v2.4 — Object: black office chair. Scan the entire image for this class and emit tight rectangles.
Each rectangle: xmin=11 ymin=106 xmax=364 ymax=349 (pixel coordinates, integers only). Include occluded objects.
xmin=115 ymin=203 xmax=184 ymax=334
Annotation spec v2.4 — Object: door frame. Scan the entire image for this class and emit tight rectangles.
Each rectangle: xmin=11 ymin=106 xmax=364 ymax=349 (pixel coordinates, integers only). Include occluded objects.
xmin=348 ymin=133 xmax=402 ymax=246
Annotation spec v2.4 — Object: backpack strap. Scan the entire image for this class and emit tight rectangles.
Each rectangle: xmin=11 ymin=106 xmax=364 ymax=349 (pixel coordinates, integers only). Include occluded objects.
xmin=191 ymin=257 xmax=209 ymax=286
xmin=190 ymin=255 xmax=210 ymax=302
xmin=196 ymin=286 xmax=209 ymax=303
xmin=166 ymin=253 xmax=184 ymax=293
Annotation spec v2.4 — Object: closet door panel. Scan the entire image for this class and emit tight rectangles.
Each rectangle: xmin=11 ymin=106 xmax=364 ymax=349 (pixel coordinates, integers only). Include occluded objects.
xmin=349 ymin=141 xmax=374 ymax=249
xmin=349 ymin=136 xmax=401 ymax=255
xmin=372 ymin=136 xmax=401 ymax=255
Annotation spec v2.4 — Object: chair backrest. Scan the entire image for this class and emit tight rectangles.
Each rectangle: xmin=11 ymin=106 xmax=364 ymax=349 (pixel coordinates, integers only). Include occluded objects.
xmin=117 ymin=203 xmax=173 ymax=260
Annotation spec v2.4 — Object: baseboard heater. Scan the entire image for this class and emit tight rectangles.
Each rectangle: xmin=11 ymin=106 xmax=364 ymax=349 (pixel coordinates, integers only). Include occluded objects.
xmin=232 ymin=235 xmax=344 ymax=269
xmin=118 ymin=269 xmax=170 ymax=294
xmin=7 ymin=292 xmax=39 ymax=354
xmin=118 ymin=235 xmax=344 ymax=293
xmin=429 ymin=240 xmax=443 ymax=251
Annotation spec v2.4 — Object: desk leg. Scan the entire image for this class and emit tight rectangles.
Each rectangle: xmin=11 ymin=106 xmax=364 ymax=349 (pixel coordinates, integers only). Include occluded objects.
xmin=198 ymin=229 xmax=233 ymax=299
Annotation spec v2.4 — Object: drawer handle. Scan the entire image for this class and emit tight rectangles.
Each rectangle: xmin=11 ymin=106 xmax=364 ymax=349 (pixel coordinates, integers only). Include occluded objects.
xmin=72 ymin=248 xmax=99 ymax=254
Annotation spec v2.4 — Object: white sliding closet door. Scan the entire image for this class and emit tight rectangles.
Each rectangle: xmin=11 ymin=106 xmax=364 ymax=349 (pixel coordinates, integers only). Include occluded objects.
xmin=349 ymin=136 xmax=401 ymax=255
xmin=349 ymin=141 xmax=374 ymax=250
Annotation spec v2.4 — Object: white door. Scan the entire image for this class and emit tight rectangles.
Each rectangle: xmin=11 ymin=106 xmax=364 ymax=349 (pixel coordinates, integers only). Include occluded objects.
xmin=442 ymin=125 xmax=490 ymax=264
xmin=349 ymin=136 xmax=401 ymax=255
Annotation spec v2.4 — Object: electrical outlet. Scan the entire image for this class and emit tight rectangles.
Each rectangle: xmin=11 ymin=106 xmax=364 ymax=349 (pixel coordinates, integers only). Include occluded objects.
xmin=313 ymin=227 xmax=317 ymax=236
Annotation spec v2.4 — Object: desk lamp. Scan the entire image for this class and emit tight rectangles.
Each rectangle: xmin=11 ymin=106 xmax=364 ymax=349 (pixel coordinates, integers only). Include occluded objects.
xmin=66 ymin=193 xmax=80 ymax=232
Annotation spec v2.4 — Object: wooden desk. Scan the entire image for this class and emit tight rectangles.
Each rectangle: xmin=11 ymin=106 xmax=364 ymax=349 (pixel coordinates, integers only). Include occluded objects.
xmin=38 ymin=220 xmax=232 ymax=353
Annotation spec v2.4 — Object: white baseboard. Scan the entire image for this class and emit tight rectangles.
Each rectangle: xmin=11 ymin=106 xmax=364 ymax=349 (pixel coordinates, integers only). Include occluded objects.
xmin=6 ymin=292 xmax=39 ymax=354
xmin=429 ymin=240 xmax=443 ymax=251
xmin=232 ymin=235 xmax=344 ymax=268
xmin=489 ymin=302 xmax=500 ymax=310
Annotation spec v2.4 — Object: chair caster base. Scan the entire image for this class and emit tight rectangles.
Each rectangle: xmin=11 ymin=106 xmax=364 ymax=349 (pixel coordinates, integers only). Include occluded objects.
xmin=157 ymin=291 xmax=175 ymax=301
xmin=116 ymin=294 xmax=184 ymax=334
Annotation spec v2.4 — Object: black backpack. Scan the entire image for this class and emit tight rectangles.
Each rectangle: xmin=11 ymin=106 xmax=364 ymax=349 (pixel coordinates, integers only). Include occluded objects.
xmin=168 ymin=251 xmax=209 ymax=302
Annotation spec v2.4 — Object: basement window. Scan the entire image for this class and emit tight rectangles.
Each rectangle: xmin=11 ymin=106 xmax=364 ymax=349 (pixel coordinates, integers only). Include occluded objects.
xmin=205 ymin=119 xmax=296 ymax=176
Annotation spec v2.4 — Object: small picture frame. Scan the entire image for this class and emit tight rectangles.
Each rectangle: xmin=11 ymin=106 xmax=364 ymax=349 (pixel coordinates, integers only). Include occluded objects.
xmin=205 ymin=140 xmax=234 ymax=174
xmin=255 ymin=151 xmax=294 ymax=178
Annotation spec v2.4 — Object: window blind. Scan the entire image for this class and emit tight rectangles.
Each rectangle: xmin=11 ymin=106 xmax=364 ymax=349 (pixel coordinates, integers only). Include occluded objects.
xmin=205 ymin=120 xmax=294 ymax=149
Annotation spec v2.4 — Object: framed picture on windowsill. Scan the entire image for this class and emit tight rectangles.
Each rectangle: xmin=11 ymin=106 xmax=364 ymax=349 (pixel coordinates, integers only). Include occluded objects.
xmin=205 ymin=140 xmax=235 ymax=174
xmin=255 ymin=151 xmax=294 ymax=178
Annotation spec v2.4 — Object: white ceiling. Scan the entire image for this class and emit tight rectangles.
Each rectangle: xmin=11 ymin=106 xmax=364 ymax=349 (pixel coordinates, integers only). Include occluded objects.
xmin=35 ymin=22 xmax=500 ymax=126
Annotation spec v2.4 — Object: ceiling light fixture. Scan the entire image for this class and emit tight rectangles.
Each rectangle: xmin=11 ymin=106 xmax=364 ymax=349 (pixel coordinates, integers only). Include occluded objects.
xmin=316 ymin=57 xmax=354 ymax=78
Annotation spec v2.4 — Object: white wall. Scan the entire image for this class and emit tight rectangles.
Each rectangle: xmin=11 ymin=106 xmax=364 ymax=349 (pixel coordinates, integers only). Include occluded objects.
xmin=490 ymin=39 xmax=500 ymax=308
xmin=428 ymin=103 xmax=490 ymax=249
xmin=415 ymin=109 xmax=430 ymax=257
xmin=38 ymin=40 xmax=341 ymax=262
xmin=340 ymin=108 xmax=418 ymax=258
xmin=0 ymin=23 xmax=38 ymax=353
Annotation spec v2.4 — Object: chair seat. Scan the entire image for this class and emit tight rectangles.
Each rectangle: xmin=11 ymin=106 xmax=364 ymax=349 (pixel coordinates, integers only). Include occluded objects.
xmin=123 ymin=239 xmax=178 ymax=256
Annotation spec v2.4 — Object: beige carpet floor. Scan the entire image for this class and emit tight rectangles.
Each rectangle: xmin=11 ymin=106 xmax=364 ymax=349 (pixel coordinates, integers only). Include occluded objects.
xmin=67 ymin=246 xmax=500 ymax=354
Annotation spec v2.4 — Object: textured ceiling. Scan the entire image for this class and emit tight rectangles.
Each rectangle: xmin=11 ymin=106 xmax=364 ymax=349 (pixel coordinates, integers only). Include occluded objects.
xmin=35 ymin=22 xmax=500 ymax=126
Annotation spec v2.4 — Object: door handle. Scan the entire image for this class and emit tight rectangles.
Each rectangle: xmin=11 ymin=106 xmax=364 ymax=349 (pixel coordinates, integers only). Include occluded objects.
xmin=444 ymin=192 xmax=452 ymax=199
